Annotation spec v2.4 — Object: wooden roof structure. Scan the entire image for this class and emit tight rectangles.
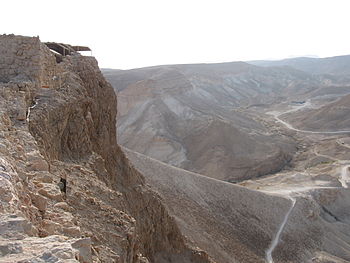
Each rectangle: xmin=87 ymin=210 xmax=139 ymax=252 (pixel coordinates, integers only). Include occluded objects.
xmin=72 ymin=46 xmax=91 ymax=52
xmin=44 ymin=42 xmax=91 ymax=56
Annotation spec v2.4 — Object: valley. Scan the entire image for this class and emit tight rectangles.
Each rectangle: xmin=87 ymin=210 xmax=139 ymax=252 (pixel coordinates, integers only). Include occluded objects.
xmin=0 ymin=34 xmax=349 ymax=263
xmin=104 ymin=55 xmax=350 ymax=262
xmin=2 ymin=0 xmax=350 ymax=262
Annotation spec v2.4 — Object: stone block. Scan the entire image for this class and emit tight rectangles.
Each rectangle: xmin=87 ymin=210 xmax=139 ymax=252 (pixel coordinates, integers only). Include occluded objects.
xmin=63 ymin=226 xmax=81 ymax=237
xmin=27 ymin=159 xmax=49 ymax=172
xmin=72 ymin=238 xmax=92 ymax=263
xmin=38 ymin=183 xmax=63 ymax=201
xmin=41 ymin=219 xmax=62 ymax=235
xmin=30 ymin=193 xmax=47 ymax=212
xmin=54 ymin=202 xmax=71 ymax=211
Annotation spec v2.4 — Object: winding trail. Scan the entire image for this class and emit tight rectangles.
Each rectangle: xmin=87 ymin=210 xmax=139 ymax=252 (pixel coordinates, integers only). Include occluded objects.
xmin=266 ymin=197 xmax=296 ymax=263
xmin=267 ymin=100 xmax=350 ymax=135
xmin=312 ymin=148 xmax=338 ymax=161
xmin=264 ymin=101 xmax=350 ymax=262
xmin=268 ymin=101 xmax=350 ymax=188
xmin=269 ymin=111 xmax=350 ymax=134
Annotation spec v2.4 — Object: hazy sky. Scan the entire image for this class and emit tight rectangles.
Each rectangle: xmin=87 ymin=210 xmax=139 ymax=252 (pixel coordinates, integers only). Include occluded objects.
xmin=2 ymin=0 xmax=350 ymax=69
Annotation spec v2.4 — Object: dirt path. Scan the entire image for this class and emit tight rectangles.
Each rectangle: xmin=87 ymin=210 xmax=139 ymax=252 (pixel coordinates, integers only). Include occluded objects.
xmin=266 ymin=196 xmax=296 ymax=263
xmin=267 ymin=100 xmax=350 ymax=134
xmin=261 ymin=101 xmax=350 ymax=262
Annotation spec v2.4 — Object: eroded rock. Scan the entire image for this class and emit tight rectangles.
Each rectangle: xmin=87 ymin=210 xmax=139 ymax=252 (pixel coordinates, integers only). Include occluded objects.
xmin=0 ymin=34 xmax=212 ymax=263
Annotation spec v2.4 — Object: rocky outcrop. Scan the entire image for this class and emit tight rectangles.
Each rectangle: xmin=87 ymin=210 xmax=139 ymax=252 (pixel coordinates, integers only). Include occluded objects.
xmin=0 ymin=34 xmax=212 ymax=263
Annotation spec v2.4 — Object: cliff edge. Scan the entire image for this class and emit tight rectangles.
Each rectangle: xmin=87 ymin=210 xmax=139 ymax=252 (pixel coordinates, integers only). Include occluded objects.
xmin=0 ymin=35 xmax=212 ymax=263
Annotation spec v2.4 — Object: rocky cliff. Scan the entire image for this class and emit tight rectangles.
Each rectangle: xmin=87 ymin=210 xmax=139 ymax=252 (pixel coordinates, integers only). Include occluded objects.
xmin=0 ymin=35 xmax=212 ymax=263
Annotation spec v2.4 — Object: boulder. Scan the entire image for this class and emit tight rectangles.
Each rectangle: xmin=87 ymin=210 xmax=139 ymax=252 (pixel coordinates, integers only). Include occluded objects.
xmin=54 ymin=201 xmax=71 ymax=211
xmin=27 ymin=158 xmax=49 ymax=172
xmin=0 ymin=214 xmax=38 ymax=239
xmin=41 ymin=219 xmax=62 ymax=236
xmin=38 ymin=183 xmax=63 ymax=201
xmin=72 ymin=237 xmax=92 ymax=263
xmin=0 ymin=235 xmax=84 ymax=262
xmin=30 ymin=192 xmax=48 ymax=212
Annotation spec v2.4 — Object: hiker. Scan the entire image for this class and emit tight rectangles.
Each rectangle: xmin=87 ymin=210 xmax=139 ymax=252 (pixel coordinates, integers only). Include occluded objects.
xmin=58 ymin=174 xmax=67 ymax=196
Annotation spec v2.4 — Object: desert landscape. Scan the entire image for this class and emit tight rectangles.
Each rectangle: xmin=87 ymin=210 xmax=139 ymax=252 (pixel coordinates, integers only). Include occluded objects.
xmin=0 ymin=33 xmax=349 ymax=263
xmin=103 ymin=55 xmax=350 ymax=262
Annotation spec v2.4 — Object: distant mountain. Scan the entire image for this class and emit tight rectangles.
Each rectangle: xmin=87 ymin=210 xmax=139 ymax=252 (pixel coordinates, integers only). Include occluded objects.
xmin=103 ymin=58 xmax=350 ymax=182
xmin=249 ymin=55 xmax=350 ymax=75
xmin=102 ymin=62 xmax=331 ymax=182
xmin=103 ymin=56 xmax=350 ymax=262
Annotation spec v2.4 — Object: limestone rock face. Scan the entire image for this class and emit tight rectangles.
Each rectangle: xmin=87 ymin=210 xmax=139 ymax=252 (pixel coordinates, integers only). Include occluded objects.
xmin=0 ymin=214 xmax=88 ymax=262
xmin=0 ymin=34 xmax=212 ymax=263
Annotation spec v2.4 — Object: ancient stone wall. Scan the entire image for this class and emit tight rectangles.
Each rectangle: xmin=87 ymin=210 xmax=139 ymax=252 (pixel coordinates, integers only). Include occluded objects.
xmin=38 ymin=41 xmax=60 ymax=88
xmin=0 ymin=34 xmax=62 ymax=90
xmin=0 ymin=35 xmax=41 ymax=83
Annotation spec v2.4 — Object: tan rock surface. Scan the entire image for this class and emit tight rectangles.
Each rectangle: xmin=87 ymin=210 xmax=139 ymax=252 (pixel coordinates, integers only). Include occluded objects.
xmin=0 ymin=34 xmax=213 ymax=263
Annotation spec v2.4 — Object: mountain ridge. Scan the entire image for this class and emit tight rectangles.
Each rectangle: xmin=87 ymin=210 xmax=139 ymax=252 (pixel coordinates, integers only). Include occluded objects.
xmin=248 ymin=54 xmax=350 ymax=75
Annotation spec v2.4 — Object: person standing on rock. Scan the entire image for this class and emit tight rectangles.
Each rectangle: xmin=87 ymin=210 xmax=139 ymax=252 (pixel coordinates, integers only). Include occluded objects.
xmin=58 ymin=173 xmax=67 ymax=197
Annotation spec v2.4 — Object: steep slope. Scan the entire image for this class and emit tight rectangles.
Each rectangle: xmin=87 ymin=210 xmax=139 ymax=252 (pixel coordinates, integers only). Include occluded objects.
xmin=124 ymin=147 xmax=350 ymax=263
xmin=103 ymin=63 xmax=312 ymax=181
xmin=0 ymin=35 xmax=212 ymax=263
